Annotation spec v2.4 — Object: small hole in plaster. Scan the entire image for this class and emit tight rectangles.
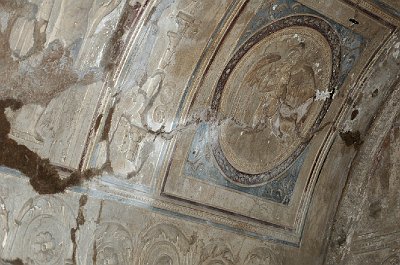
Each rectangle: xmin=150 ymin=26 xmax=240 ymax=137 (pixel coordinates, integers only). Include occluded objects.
xmin=349 ymin=18 xmax=359 ymax=25
xmin=351 ymin=109 xmax=359 ymax=120
xmin=371 ymin=89 xmax=379 ymax=98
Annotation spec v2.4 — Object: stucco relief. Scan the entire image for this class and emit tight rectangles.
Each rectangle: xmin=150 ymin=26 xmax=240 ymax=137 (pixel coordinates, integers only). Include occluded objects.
xmin=74 ymin=0 xmax=125 ymax=71
xmin=211 ymin=16 xmax=339 ymax=186
xmin=381 ymin=253 xmax=400 ymax=265
xmin=7 ymin=0 xmax=122 ymax=69
xmin=90 ymin=222 xmax=134 ymax=265
xmin=244 ymin=248 xmax=281 ymax=265
xmin=216 ymin=26 xmax=331 ymax=179
xmin=10 ymin=196 xmax=75 ymax=265
xmin=7 ymin=81 xmax=105 ymax=169
xmin=136 ymin=223 xmax=194 ymax=265
xmin=163 ymin=8 xmax=344 ymax=243
xmin=198 ymin=239 xmax=236 ymax=265
xmin=107 ymin=0 xmax=228 ymax=183
xmin=2 ymin=0 xmax=124 ymax=170
xmin=0 ymin=0 xmax=399 ymax=264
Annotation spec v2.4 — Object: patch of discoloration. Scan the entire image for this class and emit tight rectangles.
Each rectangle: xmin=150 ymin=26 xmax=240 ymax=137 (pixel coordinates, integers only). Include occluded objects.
xmin=351 ymin=109 xmax=359 ymax=120
xmin=92 ymin=240 xmax=97 ymax=265
xmin=0 ymin=99 xmax=103 ymax=194
xmin=0 ymin=0 xmax=132 ymax=192
xmin=0 ymin=258 xmax=24 ymax=265
xmin=0 ymin=1 xmax=99 ymax=106
xmin=76 ymin=194 xmax=88 ymax=226
xmin=339 ymin=130 xmax=363 ymax=148
xmin=103 ymin=1 xmax=145 ymax=73
xmin=93 ymin=114 xmax=104 ymax=134
xmin=101 ymin=106 xmax=115 ymax=142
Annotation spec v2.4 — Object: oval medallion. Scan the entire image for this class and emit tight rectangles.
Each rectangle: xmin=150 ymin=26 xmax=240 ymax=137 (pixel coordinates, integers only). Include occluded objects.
xmin=211 ymin=16 xmax=340 ymax=186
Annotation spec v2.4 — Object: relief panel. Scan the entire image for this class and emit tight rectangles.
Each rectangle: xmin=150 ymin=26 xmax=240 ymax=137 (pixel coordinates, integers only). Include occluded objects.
xmin=135 ymin=223 xmax=194 ymax=265
xmin=8 ymin=196 xmax=76 ymax=265
xmin=90 ymin=0 xmax=233 ymax=189
xmin=88 ymin=222 xmax=134 ymax=265
xmin=162 ymin=0 xmax=366 ymax=244
xmin=7 ymin=82 xmax=105 ymax=169
xmin=4 ymin=0 xmax=126 ymax=170
xmin=346 ymin=114 xmax=400 ymax=264
xmin=211 ymin=25 xmax=333 ymax=184
xmin=197 ymin=239 xmax=236 ymax=265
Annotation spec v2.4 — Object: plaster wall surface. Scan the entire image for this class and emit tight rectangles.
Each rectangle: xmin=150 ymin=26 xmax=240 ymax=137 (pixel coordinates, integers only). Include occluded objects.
xmin=0 ymin=0 xmax=399 ymax=264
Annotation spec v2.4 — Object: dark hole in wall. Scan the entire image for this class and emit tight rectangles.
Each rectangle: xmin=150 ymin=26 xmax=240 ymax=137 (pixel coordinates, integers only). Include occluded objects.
xmin=351 ymin=109 xmax=359 ymax=120
xmin=349 ymin=18 xmax=359 ymax=25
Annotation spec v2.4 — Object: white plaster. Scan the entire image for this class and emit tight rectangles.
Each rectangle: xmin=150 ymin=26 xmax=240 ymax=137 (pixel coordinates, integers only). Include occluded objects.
xmin=393 ymin=42 xmax=400 ymax=59
xmin=315 ymin=89 xmax=331 ymax=101
xmin=2 ymin=232 xmax=7 ymax=248
xmin=0 ymin=11 xmax=9 ymax=33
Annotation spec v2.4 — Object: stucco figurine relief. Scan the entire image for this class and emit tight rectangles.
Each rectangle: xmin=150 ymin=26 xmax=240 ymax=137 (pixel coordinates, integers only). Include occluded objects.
xmin=163 ymin=13 xmax=342 ymax=245
xmin=244 ymin=248 xmax=281 ymax=265
xmin=0 ymin=0 xmax=399 ymax=264
xmin=106 ymin=0 xmax=227 ymax=183
xmin=215 ymin=25 xmax=332 ymax=183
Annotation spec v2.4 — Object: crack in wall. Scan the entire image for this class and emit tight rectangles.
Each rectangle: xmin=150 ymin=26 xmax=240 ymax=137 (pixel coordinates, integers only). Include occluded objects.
xmin=70 ymin=194 xmax=88 ymax=265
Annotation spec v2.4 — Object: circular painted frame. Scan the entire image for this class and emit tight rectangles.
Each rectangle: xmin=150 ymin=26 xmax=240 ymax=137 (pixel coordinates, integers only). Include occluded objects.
xmin=210 ymin=15 xmax=341 ymax=186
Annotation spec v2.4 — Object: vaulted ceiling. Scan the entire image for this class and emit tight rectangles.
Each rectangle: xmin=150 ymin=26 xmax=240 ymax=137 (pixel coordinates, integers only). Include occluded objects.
xmin=0 ymin=0 xmax=399 ymax=264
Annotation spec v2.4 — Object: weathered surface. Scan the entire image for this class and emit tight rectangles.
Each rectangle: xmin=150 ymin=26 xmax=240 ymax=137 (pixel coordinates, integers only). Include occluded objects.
xmin=0 ymin=0 xmax=399 ymax=264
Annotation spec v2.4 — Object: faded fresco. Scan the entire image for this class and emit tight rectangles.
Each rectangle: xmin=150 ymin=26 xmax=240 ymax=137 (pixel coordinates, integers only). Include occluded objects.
xmin=182 ymin=1 xmax=364 ymax=205
xmin=0 ymin=0 xmax=399 ymax=264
